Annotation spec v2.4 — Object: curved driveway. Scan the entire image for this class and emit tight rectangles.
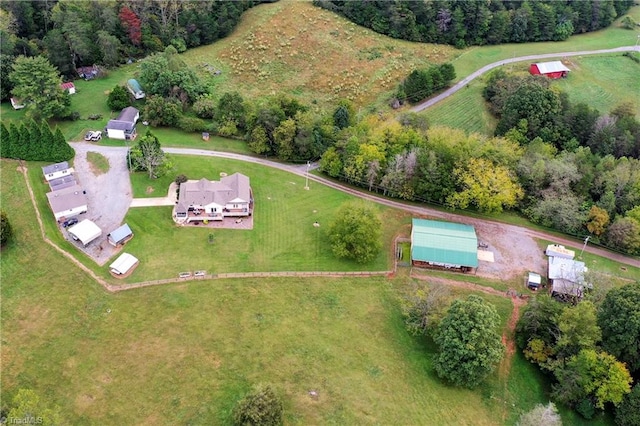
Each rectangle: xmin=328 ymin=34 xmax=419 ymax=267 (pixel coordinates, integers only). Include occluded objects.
xmin=411 ymin=45 xmax=640 ymax=112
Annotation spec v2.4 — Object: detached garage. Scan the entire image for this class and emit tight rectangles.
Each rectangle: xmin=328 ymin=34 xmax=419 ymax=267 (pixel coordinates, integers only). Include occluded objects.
xmin=109 ymin=252 xmax=139 ymax=276
xmin=107 ymin=223 xmax=133 ymax=247
xmin=411 ymin=218 xmax=478 ymax=273
xmin=68 ymin=219 xmax=102 ymax=246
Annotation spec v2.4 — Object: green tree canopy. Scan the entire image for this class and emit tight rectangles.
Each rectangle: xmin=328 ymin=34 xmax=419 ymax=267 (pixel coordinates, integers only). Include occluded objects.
xmin=616 ymin=384 xmax=640 ymax=426
xmin=598 ymin=283 xmax=640 ymax=374
xmin=129 ymin=131 xmax=171 ymax=179
xmin=446 ymin=158 xmax=523 ymax=213
xmin=328 ymin=201 xmax=382 ymax=263
xmin=434 ymin=295 xmax=504 ymax=388
xmin=552 ymin=349 xmax=632 ymax=416
xmin=9 ymin=55 xmax=70 ymax=120
xmin=107 ymin=85 xmax=131 ymax=111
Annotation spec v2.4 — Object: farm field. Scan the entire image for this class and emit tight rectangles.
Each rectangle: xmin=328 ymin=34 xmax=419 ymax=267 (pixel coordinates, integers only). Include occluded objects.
xmin=2 ymin=160 xmax=549 ymax=425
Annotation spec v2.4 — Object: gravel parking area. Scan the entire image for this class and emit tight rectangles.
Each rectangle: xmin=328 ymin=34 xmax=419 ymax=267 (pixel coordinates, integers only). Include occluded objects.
xmin=69 ymin=142 xmax=132 ymax=265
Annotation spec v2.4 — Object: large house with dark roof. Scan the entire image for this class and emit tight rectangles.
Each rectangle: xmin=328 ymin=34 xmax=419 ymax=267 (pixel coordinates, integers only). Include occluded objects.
xmin=173 ymin=173 xmax=252 ymax=224
xmin=106 ymin=106 xmax=139 ymax=140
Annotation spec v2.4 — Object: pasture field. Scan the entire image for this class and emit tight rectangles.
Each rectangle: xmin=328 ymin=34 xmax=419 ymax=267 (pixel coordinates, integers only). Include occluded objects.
xmin=3 ymin=160 xmax=550 ymax=425
xmin=421 ymin=81 xmax=496 ymax=136
xmin=181 ymin=0 xmax=456 ymax=111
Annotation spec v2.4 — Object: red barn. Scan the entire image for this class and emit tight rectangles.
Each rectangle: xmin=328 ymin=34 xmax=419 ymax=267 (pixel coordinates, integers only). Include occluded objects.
xmin=529 ymin=61 xmax=570 ymax=79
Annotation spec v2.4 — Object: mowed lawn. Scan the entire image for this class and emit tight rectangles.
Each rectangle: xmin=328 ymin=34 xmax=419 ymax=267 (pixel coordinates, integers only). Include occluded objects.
xmin=21 ymin=155 xmax=406 ymax=283
xmin=2 ymin=161 xmax=548 ymax=425
xmin=123 ymin=155 xmax=405 ymax=282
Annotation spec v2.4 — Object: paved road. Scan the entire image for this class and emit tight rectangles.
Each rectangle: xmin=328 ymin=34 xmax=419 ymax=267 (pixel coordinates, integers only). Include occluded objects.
xmin=75 ymin=42 xmax=640 ymax=270
xmin=411 ymin=45 xmax=640 ymax=112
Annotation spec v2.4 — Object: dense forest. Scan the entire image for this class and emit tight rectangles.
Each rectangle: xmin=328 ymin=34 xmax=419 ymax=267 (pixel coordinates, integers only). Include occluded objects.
xmin=0 ymin=0 xmax=270 ymax=99
xmin=314 ymin=0 xmax=634 ymax=48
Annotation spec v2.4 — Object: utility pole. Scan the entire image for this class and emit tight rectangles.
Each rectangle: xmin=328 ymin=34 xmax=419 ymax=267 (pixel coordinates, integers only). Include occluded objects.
xmin=304 ymin=161 xmax=310 ymax=190
xmin=580 ymin=236 xmax=590 ymax=259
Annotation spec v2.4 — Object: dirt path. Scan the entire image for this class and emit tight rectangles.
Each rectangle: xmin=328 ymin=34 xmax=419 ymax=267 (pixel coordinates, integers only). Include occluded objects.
xmin=410 ymin=269 xmax=526 ymax=420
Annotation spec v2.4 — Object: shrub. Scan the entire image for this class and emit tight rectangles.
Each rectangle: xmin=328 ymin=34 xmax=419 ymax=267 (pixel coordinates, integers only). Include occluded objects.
xmin=178 ymin=116 xmax=208 ymax=133
xmin=232 ymin=384 xmax=283 ymax=426
xmin=107 ymin=85 xmax=131 ymax=111
xmin=1 ymin=210 xmax=13 ymax=246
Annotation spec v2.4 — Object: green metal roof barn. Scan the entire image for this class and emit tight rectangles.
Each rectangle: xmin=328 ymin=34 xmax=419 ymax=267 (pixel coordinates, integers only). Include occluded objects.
xmin=411 ymin=218 xmax=478 ymax=269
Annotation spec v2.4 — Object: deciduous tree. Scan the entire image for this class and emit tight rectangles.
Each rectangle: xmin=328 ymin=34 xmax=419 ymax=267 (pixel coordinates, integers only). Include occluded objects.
xmin=598 ymin=283 xmax=640 ymax=374
xmin=129 ymin=131 xmax=171 ymax=179
xmin=616 ymin=384 xmax=640 ymax=426
xmin=517 ymin=402 xmax=562 ymax=426
xmin=552 ymin=349 xmax=631 ymax=416
xmin=9 ymin=55 xmax=70 ymax=120
xmin=434 ymin=295 xmax=504 ymax=388
xmin=107 ymin=85 xmax=131 ymax=111
xmin=446 ymin=158 xmax=523 ymax=213
xmin=328 ymin=201 xmax=382 ymax=264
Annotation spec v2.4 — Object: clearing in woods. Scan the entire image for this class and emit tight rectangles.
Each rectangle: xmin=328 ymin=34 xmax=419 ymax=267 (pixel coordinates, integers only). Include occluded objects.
xmin=181 ymin=1 xmax=456 ymax=109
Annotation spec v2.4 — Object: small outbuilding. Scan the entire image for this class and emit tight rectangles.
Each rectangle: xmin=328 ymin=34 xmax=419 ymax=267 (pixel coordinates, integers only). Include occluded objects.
xmin=529 ymin=61 xmax=570 ymax=79
xmin=10 ymin=97 xmax=25 ymax=110
xmin=60 ymin=82 xmax=76 ymax=94
xmin=127 ymin=79 xmax=145 ymax=99
xmin=548 ymin=256 xmax=588 ymax=300
xmin=410 ymin=218 xmax=478 ymax=273
xmin=527 ymin=272 xmax=542 ymax=291
xmin=107 ymin=223 xmax=133 ymax=247
xmin=68 ymin=219 xmax=102 ymax=246
xmin=109 ymin=252 xmax=139 ymax=275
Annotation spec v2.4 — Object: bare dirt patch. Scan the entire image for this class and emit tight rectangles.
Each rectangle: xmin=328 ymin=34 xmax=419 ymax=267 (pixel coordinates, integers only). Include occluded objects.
xmin=145 ymin=186 xmax=154 ymax=194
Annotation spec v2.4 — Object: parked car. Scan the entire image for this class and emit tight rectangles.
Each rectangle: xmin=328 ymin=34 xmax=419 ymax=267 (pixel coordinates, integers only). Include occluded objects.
xmin=84 ymin=130 xmax=102 ymax=141
xmin=62 ymin=217 xmax=78 ymax=228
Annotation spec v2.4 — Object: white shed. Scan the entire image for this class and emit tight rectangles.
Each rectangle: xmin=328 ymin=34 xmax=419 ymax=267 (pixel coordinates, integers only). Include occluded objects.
xmin=68 ymin=219 xmax=102 ymax=246
xmin=109 ymin=253 xmax=139 ymax=275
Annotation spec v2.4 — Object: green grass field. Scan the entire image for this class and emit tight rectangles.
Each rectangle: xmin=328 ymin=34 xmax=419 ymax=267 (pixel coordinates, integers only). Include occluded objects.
xmin=3 ymin=160 xmax=555 ymax=425
xmin=86 ymin=152 xmax=109 ymax=175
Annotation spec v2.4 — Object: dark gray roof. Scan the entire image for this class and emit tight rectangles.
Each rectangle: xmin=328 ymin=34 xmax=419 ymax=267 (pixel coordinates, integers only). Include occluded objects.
xmin=107 ymin=120 xmax=135 ymax=131
xmin=116 ymin=106 xmax=139 ymax=123
xmin=178 ymin=173 xmax=251 ymax=207
xmin=42 ymin=162 xmax=70 ymax=175
xmin=49 ymin=175 xmax=77 ymax=191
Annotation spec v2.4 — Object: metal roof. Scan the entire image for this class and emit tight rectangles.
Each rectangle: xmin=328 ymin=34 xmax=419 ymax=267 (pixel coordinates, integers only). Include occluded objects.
xmin=108 ymin=223 xmax=133 ymax=244
xmin=533 ymin=61 xmax=570 ymax=74
xmin=42 ymin=162 xmax=70 ymax=175
xmin=411 ymin=218 xmax=478 ymax=267
xmin=46 ymin=184 xmax=87 ymax=214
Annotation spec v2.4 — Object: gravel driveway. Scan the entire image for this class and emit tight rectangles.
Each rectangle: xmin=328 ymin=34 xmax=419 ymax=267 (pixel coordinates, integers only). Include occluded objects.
xmin=70 ymin=142 xmax=132 ymax=265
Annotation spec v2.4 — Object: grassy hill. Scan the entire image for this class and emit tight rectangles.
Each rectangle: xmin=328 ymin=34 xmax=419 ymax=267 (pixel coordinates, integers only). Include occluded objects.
xmin=181 ymin=0 xmax=456 ymax=112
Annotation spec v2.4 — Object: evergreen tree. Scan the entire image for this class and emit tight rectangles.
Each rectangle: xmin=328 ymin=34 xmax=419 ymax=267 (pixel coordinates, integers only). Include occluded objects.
xmin=0 ymin=123 xmax=12 ymax=159
xmin=40 ymin=122 xmax=54 ymax=160
xmin=51 ymin=127 xmax=74 ymax=162
xmin=27 ymin=120 xmax=43 ymax=160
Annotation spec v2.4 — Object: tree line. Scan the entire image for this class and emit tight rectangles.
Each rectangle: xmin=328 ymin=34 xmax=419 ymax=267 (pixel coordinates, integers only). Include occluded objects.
xmin=0 ymin=120 xmax=74 ymax=163
xmin=313 ymin=0 xmax=633 ymax=49
xmin=0 ymin=0 xmax=267 ymax=100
